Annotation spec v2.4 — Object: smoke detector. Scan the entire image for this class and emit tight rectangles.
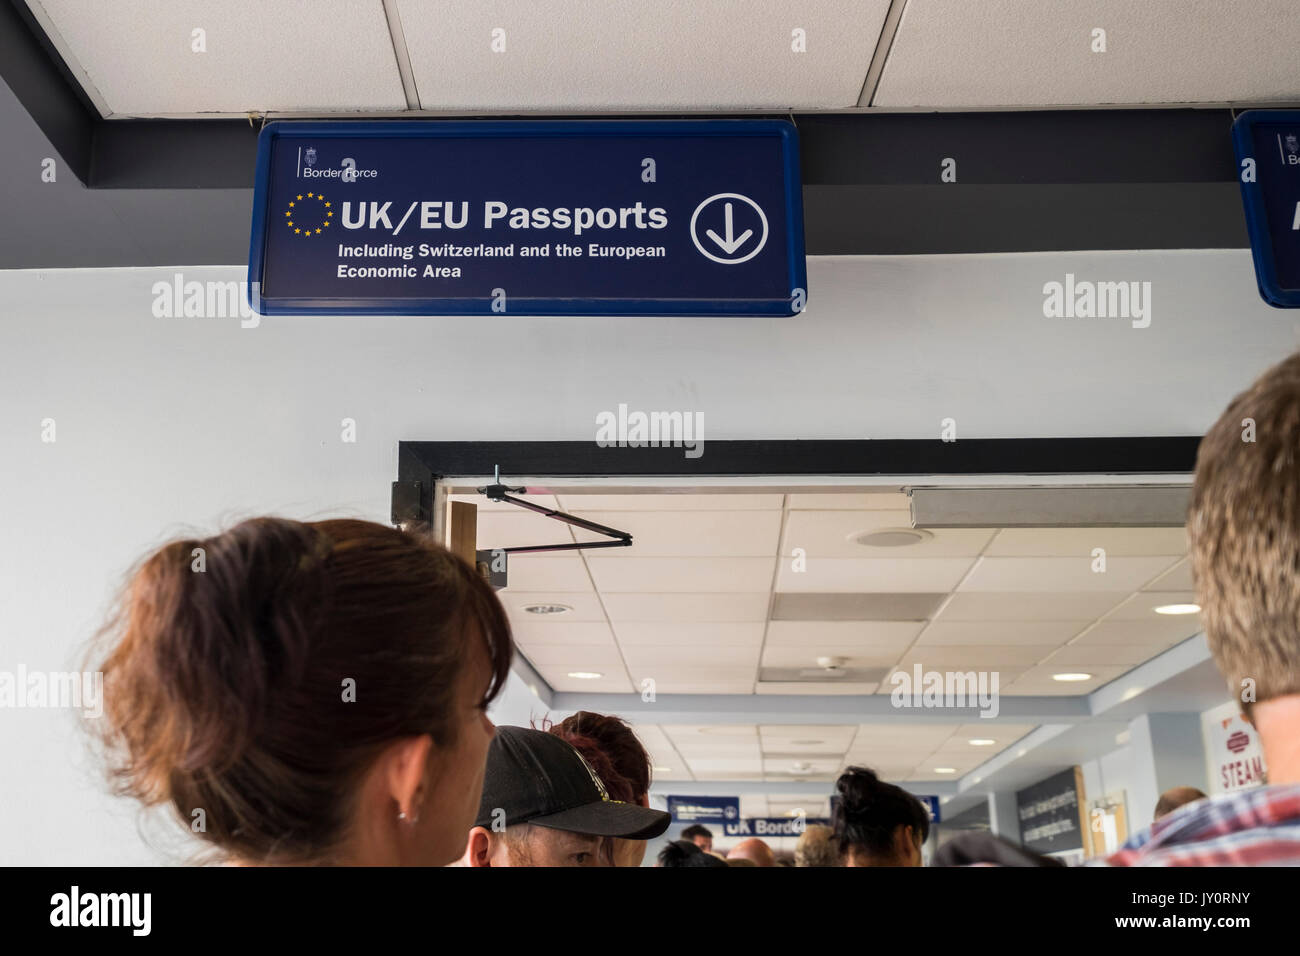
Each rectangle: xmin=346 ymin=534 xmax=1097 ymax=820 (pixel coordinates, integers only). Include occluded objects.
xmin=809 ymin=656 xmax=848 ymax=678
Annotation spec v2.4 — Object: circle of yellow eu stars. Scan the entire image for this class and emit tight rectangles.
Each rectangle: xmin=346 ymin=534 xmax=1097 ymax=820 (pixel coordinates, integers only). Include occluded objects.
xmin=285 ymin=192 xmax=332 ymax=237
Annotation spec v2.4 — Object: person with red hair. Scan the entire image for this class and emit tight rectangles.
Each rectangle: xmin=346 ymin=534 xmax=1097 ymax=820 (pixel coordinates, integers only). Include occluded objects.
xmin=544 ymin=711 xmax=656 ymax=866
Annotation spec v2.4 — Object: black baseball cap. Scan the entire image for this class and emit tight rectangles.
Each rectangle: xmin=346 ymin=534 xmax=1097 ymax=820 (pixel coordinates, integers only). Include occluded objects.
xmin=473 ymin=726 xmax=670 ymax=840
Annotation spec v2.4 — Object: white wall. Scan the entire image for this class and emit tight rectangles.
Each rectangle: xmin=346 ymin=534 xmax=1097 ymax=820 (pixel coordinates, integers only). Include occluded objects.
xmin=1 ymin=250 xmax=1296 ymax=863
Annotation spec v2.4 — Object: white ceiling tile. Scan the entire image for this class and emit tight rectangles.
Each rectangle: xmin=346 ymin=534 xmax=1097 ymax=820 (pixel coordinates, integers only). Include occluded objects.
xmin=1005 ymin=665 xmax=1129 ymax=695
xmin=588 ymin=556 xmax=775 ymax=592
xmin=449 ymin=493 xmax=559 ymax=512
xmin=520 ymin=643 xmax=626 ymax=673
xmin=621 ymin=644 xmax=761 ymax=671
xmin=574 ymin=509 xmax=781 ymax=556
xmin=1144 ymin=557 xmax=1195 ymax=591
xmin=664 ymin=724 xmax=758 ymax=743
xmin=543 ymin=672 xmax=635 ymax=693
xmin=501 ymin=591 xmax=607 ymax=622
xmin=951 ymin=722 xmax=1038 ymax=744
xmin=916 ymin=620 xmax=1089 ymax=645
xmin=776 ymin=557 xmax=976 ymax=592
xmin=33 ymin=0 xmax=408 ymax=117
xmin=614 ymin=622 xmax=764 ymax=647
xmin=1070 ymin=617 xmax=1203 ymax=646
xmin=760 ymin=724 xmax=857 ymax=741
xmin=1040 ymin=643 xmax=1166 ymax=668
xmin=899 ymin=645 xmax=1058 ymax=668
xmin=474 ymin=509 xmax=576 ymax=553
xmin=940 ymin=591 xmax=1130 ymax=620
xmin=787 ymin=493 xmax=909 ymax=510
xmin=500 ymin=555 xmax=593 ymax=591
xmin=783 ymin=510 xmax=995 ymax=558
xmin=512 ymin=620 xmax=616 ymax=647
xmin=985 ymin=527 xmax=1187 ymax=557
xmin=762 ymin=757 xmax=843 ymax=775
xmin=874 ymin=0 xmax=1300 ymax=108
xmin=603 ymin=592 xmax=770 ymax=622
xmin=685 ymin=756 xmax=764 ymax=774
xmin=399 ymin=0 xmax=892 ymax=111
xmin=1108 ymin=591 xmax=1202 ymax=620
xmin=852 ymin=723 xmax=960 ymax=747
xmin=558 ymin=493 xmax=783 ymax=511
xmin=760 ymin=644 xmax=902 ymax=670
xmin=959 ymin=556 xmax=1179 ymax=592
xmin=765 ymin=620 xmax=924 ymax=646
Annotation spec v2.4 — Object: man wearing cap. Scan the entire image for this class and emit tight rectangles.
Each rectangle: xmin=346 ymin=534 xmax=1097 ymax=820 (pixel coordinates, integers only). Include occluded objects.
xmin=460 ymin=726 xmax=670 ymax=866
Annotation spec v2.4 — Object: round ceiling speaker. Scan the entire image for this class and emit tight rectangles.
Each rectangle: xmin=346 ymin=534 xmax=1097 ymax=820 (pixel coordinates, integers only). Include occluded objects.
xmin=850 ymin=528 xmax=933 ymax=548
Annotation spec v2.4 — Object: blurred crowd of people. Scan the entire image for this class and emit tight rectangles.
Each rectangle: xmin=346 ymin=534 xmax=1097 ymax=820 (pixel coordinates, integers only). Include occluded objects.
xmin=85 ymin=353 xmax=1300 ymax=866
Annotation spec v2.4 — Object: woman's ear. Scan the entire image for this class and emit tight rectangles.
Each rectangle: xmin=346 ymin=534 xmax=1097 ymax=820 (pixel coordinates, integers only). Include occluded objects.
xmin=380 ymin=733 xmax=434 ymax=821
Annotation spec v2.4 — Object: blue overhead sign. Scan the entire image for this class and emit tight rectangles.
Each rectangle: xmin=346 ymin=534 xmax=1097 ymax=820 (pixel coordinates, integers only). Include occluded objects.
xmin=666 ymin=796 xmax=740 ymax=825
xmin=723 ymin=817 xmax=831 ymax=838
xmin=247 ymin=120 xmax=806 ymax=316
xmin=1233 ymin=110 xmax=1300 ymax=307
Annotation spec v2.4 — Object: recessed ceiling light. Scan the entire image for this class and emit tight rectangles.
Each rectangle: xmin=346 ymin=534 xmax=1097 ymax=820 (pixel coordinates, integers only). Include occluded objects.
xmin=934 ymin=767 xmax=956 ymax=774
xmin=1052 ymin=672 xmax=1093 ymax=682
xmin=851 ymin=528 xmax=934 ymax=548
xmin=652 ymin=766 xmax=673 ymax=773
xmin=524 ymin=603 xmax=573 ymax=615
xmin=1154 ymin=603 xmax=1200 ymax=615
xmin=790 ymin=739 xmax=824 ymax=746
xmin=567 ymin=671 xmax=603 ymax=680
xmin=1017 ymin=748 xmax=1027 ymax=758
xmin=968 ymin=738 xmax=996 ymax=746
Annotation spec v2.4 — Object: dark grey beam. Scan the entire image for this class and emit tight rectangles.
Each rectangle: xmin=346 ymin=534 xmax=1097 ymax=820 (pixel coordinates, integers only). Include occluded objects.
xmin=0 ymin=0 xmax=94 ymax=184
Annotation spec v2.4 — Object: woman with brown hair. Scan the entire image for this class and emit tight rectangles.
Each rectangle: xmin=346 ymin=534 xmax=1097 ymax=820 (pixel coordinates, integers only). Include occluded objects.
xmin=89 ymin=517 xmax=513 ymax=866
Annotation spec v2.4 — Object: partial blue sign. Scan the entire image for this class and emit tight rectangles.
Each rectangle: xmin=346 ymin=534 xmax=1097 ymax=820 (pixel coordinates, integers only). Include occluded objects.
xmin=667 ymin=796 xmax=740 ymax=825
xmin=917 ymin=795 xmax=941 ymax=824
xmin=248 ymin=120 xmax=806 ymax=316
xmin=723 ymin=817 xmax=831 ymax=838
xmin=1233 ymin=110 xmax=1300 ymax=307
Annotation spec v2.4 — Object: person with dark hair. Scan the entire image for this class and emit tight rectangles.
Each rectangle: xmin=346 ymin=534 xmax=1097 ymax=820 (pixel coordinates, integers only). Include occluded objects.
xmin=833 ymin=766 xmax=930 ymax=867
xmin=657 ymin=839 xmax=727 ymax=868
xmin=461 ymin=726 xmax=670 ymax=867
xmin=546 ymin=711 xmax=655 ymax=866
xmin=1154 ymin=786 xmax=1207 ymax=821
xmin=679 ymin=823 xmax=713 ymax=853
xmin=90 ymin=517 xmax=515 ymax=866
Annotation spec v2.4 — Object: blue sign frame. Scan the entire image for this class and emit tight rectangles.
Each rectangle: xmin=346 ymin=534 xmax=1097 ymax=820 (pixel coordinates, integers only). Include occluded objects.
xmin=666 ymin=795 xmax=740 ymax=825
xmin=247 ymin=119 xmax=806 ymax=316
xmin=1232 ymin=110 xmax=1300 ymax=308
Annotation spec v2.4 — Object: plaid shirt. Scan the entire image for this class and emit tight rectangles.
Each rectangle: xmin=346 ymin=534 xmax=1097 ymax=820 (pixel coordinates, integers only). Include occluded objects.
xmin=1099 ymin=783 xmax=1300 ymax=866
